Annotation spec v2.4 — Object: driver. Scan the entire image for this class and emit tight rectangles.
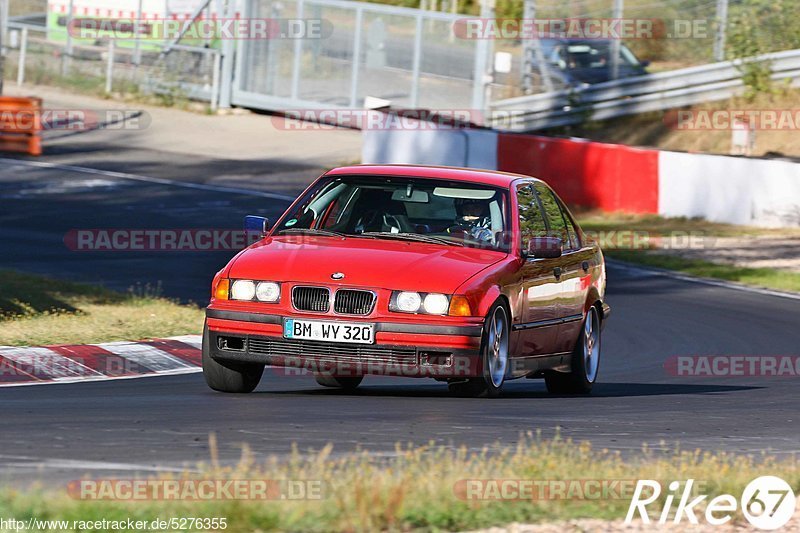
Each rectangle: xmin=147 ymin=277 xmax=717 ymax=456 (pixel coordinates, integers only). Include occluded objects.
xmin=450 ymin=198 xmax=493 ymax=244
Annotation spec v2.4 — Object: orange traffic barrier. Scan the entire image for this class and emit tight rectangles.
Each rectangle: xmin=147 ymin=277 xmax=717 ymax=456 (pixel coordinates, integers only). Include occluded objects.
xmin=0 ymin=96 xmax=43 ymax=156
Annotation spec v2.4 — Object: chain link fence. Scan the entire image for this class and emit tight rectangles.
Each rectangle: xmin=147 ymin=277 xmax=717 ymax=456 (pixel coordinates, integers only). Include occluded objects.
xmin=2 ymin=19 xmax=221 ymax=106
xmin=234 ymin=0 xmax=487 ymax=112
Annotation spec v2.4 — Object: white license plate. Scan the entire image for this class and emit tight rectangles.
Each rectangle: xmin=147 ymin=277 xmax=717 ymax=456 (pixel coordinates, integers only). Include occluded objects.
xmin=283 ymin=318 xmax=375 ymax=345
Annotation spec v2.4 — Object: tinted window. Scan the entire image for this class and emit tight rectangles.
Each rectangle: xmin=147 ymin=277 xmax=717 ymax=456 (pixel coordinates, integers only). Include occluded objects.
xmin=561 ymin=209 xmax=581 ymax=250
xmin=516 ymin=184 xmax=548 ymax=252
xmin=554 ymin=42 xmax=642 ymax=70
xmin=533 ymin=183 xmax=571 ymax=248
xmin=276 ymin=176 xmax=511 ymax=252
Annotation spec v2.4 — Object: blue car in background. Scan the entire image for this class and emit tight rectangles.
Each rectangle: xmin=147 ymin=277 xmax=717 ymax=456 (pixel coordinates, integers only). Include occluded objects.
xmin=530 ymin=39 xmax=650 ymax=88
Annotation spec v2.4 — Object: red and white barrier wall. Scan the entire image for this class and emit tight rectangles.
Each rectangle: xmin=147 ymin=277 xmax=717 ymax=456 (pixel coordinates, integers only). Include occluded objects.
xmin=362 ymin=127 xmax=800 ymax=228
xmin=497 ymin=134 xmax=659 ymax=214
xmin=0 ymin=336 xmax=202 ymax=387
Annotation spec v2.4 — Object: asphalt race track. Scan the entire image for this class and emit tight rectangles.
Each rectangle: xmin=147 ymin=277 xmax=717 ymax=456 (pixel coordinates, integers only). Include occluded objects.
xmin=1 ymin=158 xmax=799 ymax=484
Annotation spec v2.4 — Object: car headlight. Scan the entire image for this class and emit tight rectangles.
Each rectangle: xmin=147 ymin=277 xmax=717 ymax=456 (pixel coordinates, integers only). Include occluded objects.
xmin=423 ymin=293 xmax=450 ymax=315
xmin=228 ymin=280 xmax=281 ymax=302
xmin=230 ymin=280 xmax=256 ymax=301
xmin=255 ymin=281 xmax=281 ymax=302
xmin=390 ymin=291 xmax=450 ymax=315
xmin=394 ymin=291 xmax=422 ymax=313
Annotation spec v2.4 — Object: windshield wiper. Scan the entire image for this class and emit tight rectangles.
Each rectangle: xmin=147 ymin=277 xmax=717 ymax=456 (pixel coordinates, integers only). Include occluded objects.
xmin=358 ymin=232 xmax=464 ymax=247
xmin=277 ymin=228 xmax=347 ymax=238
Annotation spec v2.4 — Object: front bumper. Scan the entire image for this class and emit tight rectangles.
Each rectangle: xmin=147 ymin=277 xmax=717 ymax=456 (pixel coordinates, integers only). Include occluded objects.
xmin=206 ymin=309 xmax=484 ymax=379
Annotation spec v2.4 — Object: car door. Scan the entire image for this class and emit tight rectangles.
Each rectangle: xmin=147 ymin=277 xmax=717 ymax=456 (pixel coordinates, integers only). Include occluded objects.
xmin=514 ymin=183 xmax=563 ymax=359
xmin=533 ymin=183 xmax=593 ymax=353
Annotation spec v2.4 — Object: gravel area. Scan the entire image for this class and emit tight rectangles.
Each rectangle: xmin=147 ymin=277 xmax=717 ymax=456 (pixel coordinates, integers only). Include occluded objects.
xmin=657 ymin=235 xmax=800 ymax=273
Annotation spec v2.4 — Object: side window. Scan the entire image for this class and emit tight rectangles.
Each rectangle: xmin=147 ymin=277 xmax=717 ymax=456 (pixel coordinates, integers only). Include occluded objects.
xmin=533 ymin=183 xmax=572 ymax=249
xmin=516 ymin=183 xmax=547 ymax=253
xmin=560 ymin=206 xmax=581 ymax=250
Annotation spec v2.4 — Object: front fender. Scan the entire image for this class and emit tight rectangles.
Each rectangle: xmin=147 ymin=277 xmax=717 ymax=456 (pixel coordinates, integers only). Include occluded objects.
xmin=455 ymin=257 xmax=519 ymax=320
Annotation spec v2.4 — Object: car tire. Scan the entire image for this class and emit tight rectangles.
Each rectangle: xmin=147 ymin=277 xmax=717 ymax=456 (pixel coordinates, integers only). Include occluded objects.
xmin=315 ymin=374 xmax=363 ymax=390
xmin=202 ymin=324 xmax=264 ymax=393
xmin=545 ymin=306 xmax=601 ymax=395
xmin=448 ymin=300 xmax=510 ymax=398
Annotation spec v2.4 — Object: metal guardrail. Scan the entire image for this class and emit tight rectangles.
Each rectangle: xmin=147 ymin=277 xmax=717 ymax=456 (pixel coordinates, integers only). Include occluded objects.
xmin=489 ymin=49 xmax=800 ymax=132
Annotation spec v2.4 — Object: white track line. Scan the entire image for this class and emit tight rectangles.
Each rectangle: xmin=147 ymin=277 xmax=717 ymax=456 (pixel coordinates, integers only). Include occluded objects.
xmin=0 ymin=157 xmax=296 ymax=201
xmin=0 ymin=368 xmax=202 ymax=389
xmin=0 ymin=456 xmax=194 ymax=473
xmin=608 ymin=259 xmax=800 ymax=301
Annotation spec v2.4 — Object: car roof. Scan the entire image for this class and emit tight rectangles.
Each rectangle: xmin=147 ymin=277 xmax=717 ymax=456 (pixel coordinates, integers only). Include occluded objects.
xmin=324 ymin=164 xmax=540 ymax=188
xmin=545 ymin=38 xmax=614 ymax=46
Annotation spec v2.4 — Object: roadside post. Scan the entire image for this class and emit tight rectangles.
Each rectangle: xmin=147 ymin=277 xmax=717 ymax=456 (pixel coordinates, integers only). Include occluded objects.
xmin=0 ymin=0 xmax=7 ymax=94
xmin=609 ymin=0 xmax=624 ymax=80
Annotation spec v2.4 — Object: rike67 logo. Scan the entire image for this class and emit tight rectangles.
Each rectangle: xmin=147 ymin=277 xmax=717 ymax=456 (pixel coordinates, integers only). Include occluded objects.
xmin=626 ymin=476 xmax=796 ymax=530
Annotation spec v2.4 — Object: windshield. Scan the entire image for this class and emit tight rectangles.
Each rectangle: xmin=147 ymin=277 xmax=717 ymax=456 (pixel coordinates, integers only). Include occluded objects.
xmin=274 ymin=175 xmax=511 ymax=252
xmin=552 ymin=42 xmax=641 ymax=70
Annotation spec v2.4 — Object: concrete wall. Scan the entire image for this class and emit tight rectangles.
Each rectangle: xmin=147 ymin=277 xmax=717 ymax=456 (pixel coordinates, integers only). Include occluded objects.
xmin=658 ymin=151 xmax=800 ymax=227
xmin=362 ymin=128 xmax=498 ymax=170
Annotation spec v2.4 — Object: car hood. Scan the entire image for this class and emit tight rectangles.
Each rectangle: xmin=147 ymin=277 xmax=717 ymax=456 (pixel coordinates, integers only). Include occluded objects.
xmin=227 ymin=235 xmax=506 ymax=293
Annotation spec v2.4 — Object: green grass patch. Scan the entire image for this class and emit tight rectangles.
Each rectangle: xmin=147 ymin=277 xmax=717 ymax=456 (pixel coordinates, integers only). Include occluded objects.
xmin=577 ymin=212 xmax=800 ymax=238
xmin=1 ymin=435 xmax=797 ymax=532
xmin=576 ymin=213 xmax=800 ymax=293
xmin=605 ymin=251 xmax=800 ymax=294
xmin=0 ymin=270 xmax=204 ymax=346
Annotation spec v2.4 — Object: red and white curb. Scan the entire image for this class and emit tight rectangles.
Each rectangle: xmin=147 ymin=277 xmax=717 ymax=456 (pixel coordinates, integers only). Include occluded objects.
xmin=0 ymin=335 xmax=202 ymax=387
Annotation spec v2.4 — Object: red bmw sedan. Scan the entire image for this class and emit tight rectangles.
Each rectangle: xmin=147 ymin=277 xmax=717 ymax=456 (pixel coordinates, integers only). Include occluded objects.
xmin=203 ymin=165 xmax=610 ymax=397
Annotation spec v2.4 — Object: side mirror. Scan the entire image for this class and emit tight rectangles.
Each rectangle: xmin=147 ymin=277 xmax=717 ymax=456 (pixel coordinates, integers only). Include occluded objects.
xmin=525 ymin=236 xmax=563 ymax=259
xmin=244 ymin=215 xmax=270 ymax=238
xmin=640 ymin=60 xmax=651 ymax=68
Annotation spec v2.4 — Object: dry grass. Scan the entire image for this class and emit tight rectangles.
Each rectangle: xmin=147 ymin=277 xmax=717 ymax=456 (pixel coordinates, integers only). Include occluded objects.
xmin=0 ymin=271 xmax=204 ymax=346
xmin=558 ymin=88 xmax=800 ymax=159
xmin=9 ymin=0 xmax=46 ymax=17
xmin=1 ymin=434 xmax=797 ymax=532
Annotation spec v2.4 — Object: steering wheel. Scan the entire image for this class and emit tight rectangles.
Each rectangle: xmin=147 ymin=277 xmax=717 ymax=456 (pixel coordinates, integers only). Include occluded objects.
xmin=444 ymin=224 xmax=468 ymax=236
xmin=382 ymin=214 xmax=402 ymax=233
xmin=355 ymin=210 xmax=402 ymax=233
